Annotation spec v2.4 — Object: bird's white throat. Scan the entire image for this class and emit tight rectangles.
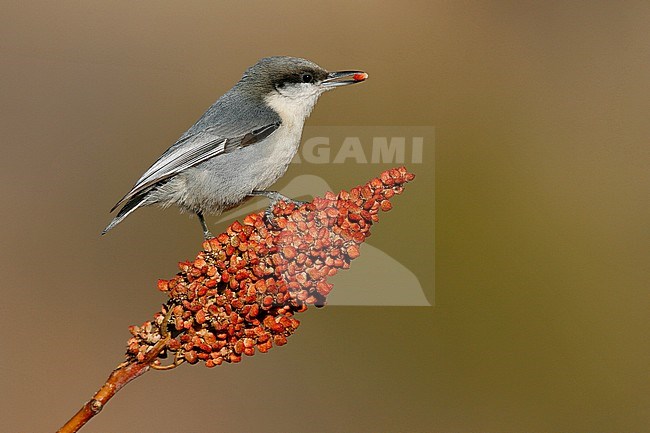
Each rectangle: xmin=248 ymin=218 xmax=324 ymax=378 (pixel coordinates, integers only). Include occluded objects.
xmin=264 ymin=84 xmax=324 ymax=128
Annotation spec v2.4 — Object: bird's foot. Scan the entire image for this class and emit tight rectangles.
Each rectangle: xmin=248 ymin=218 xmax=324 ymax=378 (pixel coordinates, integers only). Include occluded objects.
xmin=250 ymin=190 xmax=308 ymax=228
xmin=197 ymin=211 xmax=214 ymax=240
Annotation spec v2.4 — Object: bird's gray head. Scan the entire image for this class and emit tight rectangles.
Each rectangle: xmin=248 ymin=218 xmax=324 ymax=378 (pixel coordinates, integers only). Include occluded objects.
xmin=236 ymin=56 xmax=368 ymax=123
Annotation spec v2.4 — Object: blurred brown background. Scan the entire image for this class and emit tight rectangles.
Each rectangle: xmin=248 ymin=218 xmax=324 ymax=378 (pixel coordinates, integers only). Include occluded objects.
xmin=1 ymin=1 xmax=649 ymax=432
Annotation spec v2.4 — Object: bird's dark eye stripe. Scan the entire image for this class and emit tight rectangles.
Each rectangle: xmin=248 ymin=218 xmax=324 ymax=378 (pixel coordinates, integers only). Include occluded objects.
xmin=274 ymin=69 xmax=330 ymax=89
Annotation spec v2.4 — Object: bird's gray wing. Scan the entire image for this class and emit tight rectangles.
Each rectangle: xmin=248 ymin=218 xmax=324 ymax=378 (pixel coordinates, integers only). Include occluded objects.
xmin=110 ymin=121 xmax=280 ymax=212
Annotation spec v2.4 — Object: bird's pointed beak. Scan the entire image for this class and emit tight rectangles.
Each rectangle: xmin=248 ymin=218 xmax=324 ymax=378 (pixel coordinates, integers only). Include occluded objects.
xmin=321 ymin=70 xmax=368 ymax=89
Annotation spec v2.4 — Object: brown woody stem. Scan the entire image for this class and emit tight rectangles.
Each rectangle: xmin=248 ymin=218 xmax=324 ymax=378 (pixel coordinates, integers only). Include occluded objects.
xmin=56 ymin=336 xmax=169 ymax=433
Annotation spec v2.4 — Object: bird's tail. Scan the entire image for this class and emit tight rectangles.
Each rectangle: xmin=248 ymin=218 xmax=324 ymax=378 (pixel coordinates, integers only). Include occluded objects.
xmin=101 ymin=195 xmax=148 ymax=235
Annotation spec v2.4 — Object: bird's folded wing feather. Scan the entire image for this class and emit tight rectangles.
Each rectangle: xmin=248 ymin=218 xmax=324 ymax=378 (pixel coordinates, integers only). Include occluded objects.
xmin=110 ymin=121 xmax=280 ymax=212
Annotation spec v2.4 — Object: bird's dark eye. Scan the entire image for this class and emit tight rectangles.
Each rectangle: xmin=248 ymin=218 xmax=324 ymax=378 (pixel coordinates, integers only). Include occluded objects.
xmin=301 ymin=73 xmax=313 ymax=83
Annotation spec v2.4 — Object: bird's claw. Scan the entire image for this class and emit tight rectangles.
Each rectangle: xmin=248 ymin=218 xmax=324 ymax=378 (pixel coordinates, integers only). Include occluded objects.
xmin=250 ymin=190 xmax=308 ymax=229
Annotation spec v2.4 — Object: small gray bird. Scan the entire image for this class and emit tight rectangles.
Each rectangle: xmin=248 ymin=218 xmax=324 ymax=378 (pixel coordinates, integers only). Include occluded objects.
xmin=102 ymin=56 xmax=367 ymax=238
